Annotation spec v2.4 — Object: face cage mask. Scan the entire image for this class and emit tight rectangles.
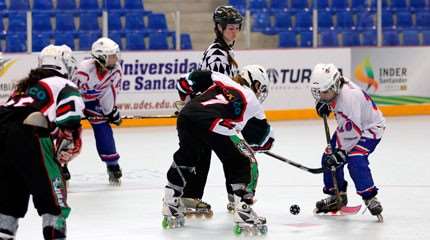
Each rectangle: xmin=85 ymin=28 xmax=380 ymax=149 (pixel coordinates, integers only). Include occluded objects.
xmin=256 ymin=83 xmax=268 ymax=104
xmin=311 ymin=82 xmax=340 ymax=103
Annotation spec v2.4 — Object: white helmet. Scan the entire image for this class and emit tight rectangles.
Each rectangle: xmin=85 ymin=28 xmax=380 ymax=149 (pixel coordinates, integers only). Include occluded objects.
xmin=38 ymin=44 xmax=76 ymax=78
xmin=310 ymin=63 xmax=342 ymax=101
xmin=91 ymin=37 xmax=120 ymax=70
xmin=239 ymin=65 xmax=269 ymax=103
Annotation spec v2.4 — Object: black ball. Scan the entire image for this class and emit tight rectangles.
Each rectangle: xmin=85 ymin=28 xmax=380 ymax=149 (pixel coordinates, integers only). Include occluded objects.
xmin=290 ymin=204 xmax=300 ymax=215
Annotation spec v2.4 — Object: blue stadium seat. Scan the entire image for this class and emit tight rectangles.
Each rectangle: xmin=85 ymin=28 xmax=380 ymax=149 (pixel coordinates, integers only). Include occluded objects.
xmin=402 ymin=30 xmax=419 ymax=46
xmin=369 ymin=0 xmax=390 ymax=10
xmin=382 ymin=10 xmax=394 ymax=29
xmin=0 ymin=0 xmax=5 ymax=10
xmin=273 ymin=11 xmax=292 ymax=32
xmin=299 ymin=31 xmax=313 ymax=47
xmin=79 ymin=31 xmax=101 ymax=50
xmin=416 ymin=11 xmax=430 ymax=29
xmin=32 ymin=32 xmax=51 ymax=51
xmin=423 ymin=30 xmax=430 ymax=45
xmin=125 ymin=31 xmax=146 ymax=50
xmin=361 ymin=30 xmax=377 ymax=45
xmin=33 ymin=0 xmax=53 ymax=10
xmin=342 ymin=31 xmax=360 ymax=46
xmin=396 ymin=11 xmax=413 ymax=28
xmin=79 ymin=12 xmax=100 ymax=31
xmin=229 ymin=0 xmax=246 ymax=15
xmin=291 ymin=0 xmax=308 ymax=10
xmin=80 ymin=0 xmax=99 ymax=9
xmin=125 ymin=12 xmax=145 ymax=31
xmin=331 ymin=0 xmax=349 ymax=10
xmin=9 ymin=0 xmax=29 ymax=10
xmin=295 ymin=10 xmax=312 ymax=30
xmin=317 ymin=0 xmax=329 ymax=10
xmin=270 ymin=0 xmax=288 ymax=11
xmin=249 ymin=0 xmax=268 ymax=12
xmin=108 ymin=11 xmax=123 ymax=31
xmin=318 ymin=11 xmax=334 ymax=29
xmin=5 ymin=33 xmax=27 ymax=52
xmin=108 ymin=31 xmax=123 ymax=49
xmin=56 ymin=0 xmax=76 ymax=10
xmin=105 ymin=0 xmax=122 ymax=10
xmin=252 ymin=12 xmax=272 ymax=32
xmin=54 ymin=31 xmax=75 ymax=49
xmin=356 ymin=10 xmax=375 ymax=30
xmin=0 ymin=14 xmax=3 ymax=32
xmin=351 ymin=0 xmax=367 ymax=11
xmin=33 ymin=12 xmax=53 ymax=33
xmin=383 ymin=30 xmax=399 ymax=46
xmin=410 ymin=0 xmax=426 ymax=11
xmin=391 ymin=0 xmax=408 ymax=10
xmin=147 ymin=13 xmax=168 ymax=31
xmin=320 ymin=30 xmax=339 ymax=46
xmin=278 ymin=31 xmax=297 ymax=47
xmin=172 ymin=33 xmax=193 ymax=49
xmin=148 ymin=32 xmax=169 ymax=50
xmin=8 ymin=12 xmax=27 ymax=32
xmin=336 ymin=10 xmax=354 ymax=29
xmin=124 ymin=0 xmax=143 ymax=9
xmin=56 ymin=12 xmax=76 ymax=32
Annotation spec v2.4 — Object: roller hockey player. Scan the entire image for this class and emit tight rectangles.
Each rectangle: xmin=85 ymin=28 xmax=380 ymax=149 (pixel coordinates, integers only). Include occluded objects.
xmin=0 ymin=45 xmax=84 ymax=240
xmin=162 ymin=67 xmax=273 ymax=235
xmin=310 ymin=63 xmax=385 ymax=222
xmin=72 ymin=37 xmax=123 ymax=185
xmin=181 ymin=5 xmax=244 ymax=215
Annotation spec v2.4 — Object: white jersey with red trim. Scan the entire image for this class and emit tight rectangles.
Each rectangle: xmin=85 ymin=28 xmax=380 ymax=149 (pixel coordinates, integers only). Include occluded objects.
xmin=331 ymin=79 xmax=385 ymax=152
xmin=72 ymin=59 xmax=122 ymax=115
xmin=207 ymin=72 xmax=266 ymax=136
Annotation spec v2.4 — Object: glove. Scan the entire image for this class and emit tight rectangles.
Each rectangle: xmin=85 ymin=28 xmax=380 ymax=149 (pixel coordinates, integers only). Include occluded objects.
xmin=250 ymin=137 xmax=274 ymax=153
xmin=107 ymin=106 xmax=121 ymax=126
xmin=323 ymin=149 xmax=347 ymax=168
xmin=315 ymin=101 xmax=331 ymax=118
xmin=55 ymin=127 xmax=82 ymax=164
xmin=176 ymin=76 xmax=194 ymax=101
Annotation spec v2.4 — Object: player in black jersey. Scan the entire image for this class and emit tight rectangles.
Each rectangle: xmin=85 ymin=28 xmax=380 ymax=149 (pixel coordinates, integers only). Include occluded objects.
xmin=0 ymin=45 xmax=84 ymax=240
xmin=182 ymin=5 xmax=245 ymax=214
xmin=162 ymin=67 xmax=273 ymax=233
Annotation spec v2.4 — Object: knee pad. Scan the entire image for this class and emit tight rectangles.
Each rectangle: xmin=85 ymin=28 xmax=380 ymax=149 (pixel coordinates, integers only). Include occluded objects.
xmin=0 ymin=214 xmax=18 ymax=239
xmin=42 ymin=214 xmax=66 ymax=240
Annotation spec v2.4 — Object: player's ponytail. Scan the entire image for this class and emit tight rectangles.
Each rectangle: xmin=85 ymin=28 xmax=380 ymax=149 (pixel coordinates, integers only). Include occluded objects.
xmin=15 ymin=68 xmax=64 ymax=94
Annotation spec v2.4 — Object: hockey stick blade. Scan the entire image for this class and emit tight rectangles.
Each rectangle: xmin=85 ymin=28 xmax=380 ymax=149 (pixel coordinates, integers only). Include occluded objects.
xmin=264 ymin=151 xmax=324 ymax=174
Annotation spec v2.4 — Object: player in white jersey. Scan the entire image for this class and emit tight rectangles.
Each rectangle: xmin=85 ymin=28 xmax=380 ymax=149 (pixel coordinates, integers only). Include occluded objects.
xmin=310 ymin=63 xmax=385 ymax=217
xmin=0 ymin=45 xmax=84 ymax=239
xmin=72 ymin=37 xmax=123 ymax=184
xmin=162 ymin=68 xmax=273 ymax=234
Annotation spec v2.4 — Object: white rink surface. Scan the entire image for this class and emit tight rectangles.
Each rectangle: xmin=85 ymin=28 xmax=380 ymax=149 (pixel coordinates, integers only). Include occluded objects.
xmin=15 ymin=116 xmax=430 ymax=240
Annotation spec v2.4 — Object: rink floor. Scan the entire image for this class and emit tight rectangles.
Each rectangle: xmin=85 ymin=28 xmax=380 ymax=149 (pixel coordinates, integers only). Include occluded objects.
xmin=15 ymin=116 xmax=430 ymax=240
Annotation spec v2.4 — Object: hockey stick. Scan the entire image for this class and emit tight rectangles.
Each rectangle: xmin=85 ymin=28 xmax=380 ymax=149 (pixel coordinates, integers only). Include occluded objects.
xmin=264 ymin=151 xmax=324 ymax=174
xmin=86 ymin=114 xmax=177 ymax=121
xmin=322 ymin=115 xmax=342 ymax=209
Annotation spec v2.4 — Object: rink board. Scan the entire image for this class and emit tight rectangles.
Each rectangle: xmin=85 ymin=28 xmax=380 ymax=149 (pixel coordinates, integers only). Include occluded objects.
xmin=1 ymin=47 xmax=429 ymax=127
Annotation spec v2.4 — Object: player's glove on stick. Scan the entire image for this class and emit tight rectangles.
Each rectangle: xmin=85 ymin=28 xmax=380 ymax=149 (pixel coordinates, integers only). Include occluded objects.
xmin=107 ymin=106 xmax=121 ymax=126
xmin=56 ymin=127 xmax=82 ymax=164
xmin=316 ymin=101 xmax=331 ymax=118
xmin=323 ymin=149 xmax=347 ymax=168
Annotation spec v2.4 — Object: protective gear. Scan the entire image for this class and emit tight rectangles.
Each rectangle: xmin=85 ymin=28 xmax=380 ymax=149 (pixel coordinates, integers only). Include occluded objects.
xmin=310 ymin=63 xmax=342 ymax=102
xmin=324 ymin=149 xmax=347 ymax=168
xmin=38 ymin=44 xmax=76 ymax=78
xmin=365 ymin=197 xmax=383 ymax=216
xmin=91 ymin=37 xmax=120 ymax=70
xmin=107 ymin=106 xmax=121 ymax=126
xmin=55 ymin=127 xmax=82 ymax=164
xmin=315 ymin=101 xmax=331 ymax=117
xmin=213 ymin=5 xmax=243 ymax=29
xmin=315 ymin=192 xmax=348 ymax=213
xmin=239 ymin=65 xmax=269 ymax=103
xmin=176 ymin=75 xmax=194 ymax=101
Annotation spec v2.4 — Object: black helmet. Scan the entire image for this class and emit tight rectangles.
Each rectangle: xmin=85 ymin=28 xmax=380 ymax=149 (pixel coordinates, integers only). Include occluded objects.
xmin=213 ymin=5 xmax=243 ymax=28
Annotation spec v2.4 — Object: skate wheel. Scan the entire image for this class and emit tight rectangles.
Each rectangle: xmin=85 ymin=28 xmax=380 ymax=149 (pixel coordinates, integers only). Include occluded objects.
xmin=205 ymin=210 xmax=214 ymax=218
xmin=161 ymin=217 xmax=169 ymax=229
xmin=233 ymin=224 xmax=242 ymax=235
xmin=259 ymin=225 xmax=268 ymax=235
